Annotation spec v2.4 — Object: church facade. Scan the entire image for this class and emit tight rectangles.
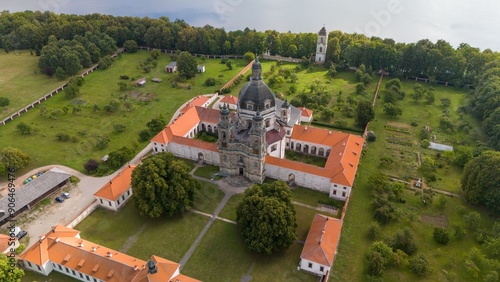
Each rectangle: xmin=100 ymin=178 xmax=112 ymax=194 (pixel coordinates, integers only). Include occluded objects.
xmin=151 ymin=30 xmax=364 ymax=201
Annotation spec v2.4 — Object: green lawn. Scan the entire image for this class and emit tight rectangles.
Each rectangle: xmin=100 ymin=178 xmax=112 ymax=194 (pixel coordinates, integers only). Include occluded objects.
xmin=218 ymin=194 xmax=243 ymax=221
xmin=0 ymin=51 xmax=66 ymax=120
xmin=291 ymin=186 xmax=333 ymax=207
xmin=75 ymin=197 xmax=208 ymax=263
xmin=0 ymin=51 xmax=246 ymax=179
xmin=182 ymin=221 xmax=316 ymax=282
xmin=193 ymin=164 xmax=221 ymax=180
xmin=285 ymin=150 xmax=327 ymax=167
xmin=193 ymin=180 xmax=225 ymax=214
xmin=331 ymin=76 xmax=495 ymax=281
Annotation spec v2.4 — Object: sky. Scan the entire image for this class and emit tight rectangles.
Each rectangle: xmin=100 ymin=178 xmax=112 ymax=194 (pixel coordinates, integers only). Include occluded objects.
xmin=2 ymin=0 xmax=499 ymax=51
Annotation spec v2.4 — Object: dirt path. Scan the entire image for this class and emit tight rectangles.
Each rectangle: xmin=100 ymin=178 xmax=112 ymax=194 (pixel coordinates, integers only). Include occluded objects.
xmin=119 ymin=223 xmax=147 ymax=253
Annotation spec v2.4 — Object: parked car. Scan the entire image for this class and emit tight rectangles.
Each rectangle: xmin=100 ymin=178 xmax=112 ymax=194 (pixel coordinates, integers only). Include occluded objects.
xmin=62 ymin=192 xmax=70 ymax=198
xmin=16 ymin=230 xmax=27 ymax=240
xmin=55 ymin=196 xmax=64 ymax=203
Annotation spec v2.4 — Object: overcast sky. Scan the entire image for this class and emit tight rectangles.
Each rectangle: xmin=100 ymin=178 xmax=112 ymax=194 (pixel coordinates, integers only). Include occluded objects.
xmin=2 ymin=0 xmax=499 ymax=51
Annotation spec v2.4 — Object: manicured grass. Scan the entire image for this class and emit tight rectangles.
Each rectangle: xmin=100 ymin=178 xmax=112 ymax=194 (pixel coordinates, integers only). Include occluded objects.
xmin=127 ymin=212 xmax=208 ymax=262
xmin=182 ymin=221 xmax=316 ymax=282
xmin=22 ymin=269 xmax=79 ymax=282
xmin=193 ymin=164 xmax=221 ymax=180
xmin=0 ymin=51 xmax=66 ymax=120
xmin=76 ymin=198 xmax=147 ymax=250
xmin=291 ymin=186 xmax=332 ymax=207
xmin=331 ymin=76 xmax=494 ymax=281
xmin=193 ymin=180 xmax=225 ymax=214
xmin=285 ymin=150 xmax=327 ymax=167
xmin=294 ymin=204 xmax=331 ymax=241
xmin=218 ymin=194 xmax=244 ymax=221
xmin=0 ymin=51 xmax=246 ymax=179
xmin=76 ymin=197 xmax=209 ymax=263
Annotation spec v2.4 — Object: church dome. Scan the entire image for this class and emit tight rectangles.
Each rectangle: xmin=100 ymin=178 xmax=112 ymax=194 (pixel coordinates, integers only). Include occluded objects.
xmin=238 ymin=57 xmax=276 ymax=111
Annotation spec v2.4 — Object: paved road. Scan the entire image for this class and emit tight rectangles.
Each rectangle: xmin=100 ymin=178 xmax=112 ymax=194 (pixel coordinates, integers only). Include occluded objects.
xmin=2 ymin=143 xmax=152 ymax=249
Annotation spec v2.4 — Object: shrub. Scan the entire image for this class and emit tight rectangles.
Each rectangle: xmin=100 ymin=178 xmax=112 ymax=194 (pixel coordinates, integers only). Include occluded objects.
xmin=433 ymin=228 xmax=450 ymax=245
xmin=409 ymin=254 xmax=430 ymax=277
xmin=366 ymin=131 xmax=376 ymax=142
xmin=120 ymin=75 xmax=129 ymax=80
xmin=205 ymin=77 xmax=217 ymax=86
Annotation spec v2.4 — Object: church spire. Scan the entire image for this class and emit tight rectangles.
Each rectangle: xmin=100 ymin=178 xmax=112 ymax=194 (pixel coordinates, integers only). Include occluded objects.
xmin=251 ymin=56 xmax=262 ymax=80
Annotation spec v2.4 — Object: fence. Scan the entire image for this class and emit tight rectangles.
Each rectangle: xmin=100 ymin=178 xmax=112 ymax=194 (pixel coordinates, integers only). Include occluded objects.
xmin=219 ymin=60 xmax=254 ymax=93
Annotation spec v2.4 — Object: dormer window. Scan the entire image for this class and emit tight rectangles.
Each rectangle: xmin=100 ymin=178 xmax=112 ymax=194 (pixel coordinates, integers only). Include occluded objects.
xmin=264 ymin=100 xmax=271 ymax=110
xmin=246 ymin=101 xmax=254 ymax=111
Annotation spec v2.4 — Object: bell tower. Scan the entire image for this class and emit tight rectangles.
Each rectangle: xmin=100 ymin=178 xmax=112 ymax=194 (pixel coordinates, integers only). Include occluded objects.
xmin=315 ymin=26 xmax=328 ymax=64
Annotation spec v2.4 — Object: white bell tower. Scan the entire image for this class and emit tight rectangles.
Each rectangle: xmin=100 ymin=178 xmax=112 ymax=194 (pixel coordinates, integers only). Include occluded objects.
xmin=315 ymin=26 xmax=328 ymax=64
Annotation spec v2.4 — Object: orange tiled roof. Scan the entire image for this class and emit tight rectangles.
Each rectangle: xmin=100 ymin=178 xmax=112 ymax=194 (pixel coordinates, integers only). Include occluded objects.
xmin=0 ymin=234 xmax=15 ymax=253
xmin=196 ymin=106 xmax=221 ymax=125
xmin=171 ymin=136 xmax=219 ymax=152
xmin=220 ymin=95 xmax=238 ymax=105
xmin=299 ymin=107 xmax=313 ymax=117
xmin=20 ymin=225 xmax=198 ymax=282
xmin=180 ymin=95 xmax=210 ymax=114
xmin=94 ymin=165 xmax=136 ymax=201
xmin=300 ymin=214 xmax=342 ymax=266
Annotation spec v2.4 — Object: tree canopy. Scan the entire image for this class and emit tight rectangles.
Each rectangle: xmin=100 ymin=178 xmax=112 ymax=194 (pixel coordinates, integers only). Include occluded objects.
xmin=0 ymin=147 xmax=30 ymax=172
xmin=236 ymin=180 xmax=297 ymax=254
xmin=131 ymin=152 xmax=200 ymax=218
xmin=177 ymin=51 xmax=197 ymax=79
xmin=356 ymin=100 xmax=375 ymax=127
xmin=0 ymin=254 xmax=24 ymax=282
xmin=461 ymin=151 xmax=500 ymax=213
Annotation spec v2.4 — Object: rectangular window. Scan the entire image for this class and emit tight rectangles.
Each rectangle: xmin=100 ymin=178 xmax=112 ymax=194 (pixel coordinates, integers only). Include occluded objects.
xmin=334 ymin=184 xmax=337 ymax=187
xmin=333 ymin=190 xmax=337 ymax=195
xmin=320 ymin=266 xmax=324 ymax=272
xmin=27 ymin=262 xmax=32 ymax=267
xmin=52 ymin=263 xmax=56 ymax=267
xmin=127 ymin=190 xmax=131 ymax=196
xmin=80 ymin=273 xmax=84 ymax=278
xmin=94 ymin=278 xmax=98 ymax=282
xmin=65 ymin=267 xmax=70 ymax=273
xmin=72 ymin=270 xmax=76 ymax=276
xmin=122 ymin=195 xmax=125 ymax=200
xmin=308 ymin=262 xmax=312 ymax=268
xmin=86 ymin=275 xmax=90 ymax=281
xmin=58 ymin=264 xmax=62 ymax=270
xmin=108 ymin=201 xmax=112 ymax=206
xmin=271 ymin=145 xmax=277 ymax=152
xmin=100 ymin=199 xmax=103 ymax=204
xmin=343 ymin=187 xmax=347 ymax=190
xmin=117 ymin=200 xmax=121 ymax=205
xmin=37 ymin=265 xmax=41 ymax=271
xmin=342 ymin=192 xmax=346 ymax=197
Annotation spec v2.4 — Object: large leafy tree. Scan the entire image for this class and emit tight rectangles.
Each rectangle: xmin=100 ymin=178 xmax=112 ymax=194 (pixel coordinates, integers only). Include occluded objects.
xmin=177 ymin=51 xmax=197 ymax=79
xmin=0 ymin=147 xmax=30 ymax=172
xmin=236 ymin=180 xmax=297 ymax=254
xmin=462 ymin=151 xmax=500 ymax=213
xmin=0 ymin=254 xmax=24 ymax=282
xmin=131 ymin=152 xmax=200 ymax=218
xmin=356 ymin=100 xmax=375 ymax=127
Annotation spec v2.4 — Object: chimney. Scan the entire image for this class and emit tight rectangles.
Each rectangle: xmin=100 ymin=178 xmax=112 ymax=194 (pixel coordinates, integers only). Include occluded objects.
xmin=92 ymin=247 xmax=97 ymax=252
xmin=79 ymin=241 xmax=84 ymax=247
xmin=55 ymin=237 xmax=60 ymax=243
xmin=106 ymin=252 xmax=112 ymax=258
xmin=39 ymin=235 xmax=46 ymax=243
xmin=134 ymin=265 xmax=139 ymax=271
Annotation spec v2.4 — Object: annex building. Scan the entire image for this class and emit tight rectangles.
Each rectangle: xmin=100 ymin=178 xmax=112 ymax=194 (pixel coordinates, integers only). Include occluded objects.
xmin=152 ymin=56 xmax=364 ymax=201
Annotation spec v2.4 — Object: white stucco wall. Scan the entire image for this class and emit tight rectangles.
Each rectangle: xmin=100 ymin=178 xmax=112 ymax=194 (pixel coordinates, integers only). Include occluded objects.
xmin=264 ymin=164 xmax=331 ymax=193
xmin=299 ymin=259 xmax=330 ymax=276
xmin=169 ymin=142 xmax=220 ymax=165
xmin=329 ymin=183 xmax=351 ymax=200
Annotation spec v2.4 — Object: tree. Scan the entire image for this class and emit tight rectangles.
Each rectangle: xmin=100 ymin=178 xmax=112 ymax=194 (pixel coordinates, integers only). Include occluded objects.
xmin=64 ymin=83 xmax=80 ymax=99
xmin=150 ymin=49 xmax=161 ymax=59
xmin=113 ymin=123 xmax=126 ymax=133
xmin=243 ymin=51 xmax=255 ymax=63
xmin=16 ymin=122 xmax=33 ymax=135
xmin=108 ymin=146 xmax=134 ymax=167
xmin=146 ymin=115 xmax=166 ymax=134
xmin=0 ymin=97 xmax=10 ymax=107
xmin=205 ymin=77 xmax=217 ymax=86
xmin=55 ymin=67 xmax=67 ymax=80
xmin=177 ymin=51 xmax=197 ymax=79
xmin=117 ymin=81 xmax=128 ymax=91
xmin=104 ymin=100 xmax=120 ymax=113
xmin=98 ymin=55 xmax=114 ymax=69
xmin=421 ymin=139 xmax=430 ymax=148
xmin=464 ymin=211 xmax=481 ymax=231
xmin=226 ymin=60 xmax=233 ymax=70
xmin=385 ymin=78 xmax=401 ymax=90
xmin=367 ymin=222 xmax=382 ymax=240
xmin=433 ymin=227 xmax=450 ymax=244
xmin=95 ymin=136 xmax=110 ymax=149
xmin=366 ymin=249 xmax=386 ymax=276
xmin=123 ymin=40 xmax=138 ymax=53
xmin=386 ymin=228 xmax=417 ymax=255
xmin=131 ymin=152 xmax=200 ymax=217
xmin=462 ymin=151 xmax=500 ymax=213
xmin=412 ymin=83 xmax=425 ymax=103
xmin=366 ymin=131 xmax=376 ymax=141
xmin=356 ymin=83 xmax=366 ymax=95
xmin=84 ymin=159 xmax=99 ymax=173
xmin=356 ymin=100 xmax=375 ymax=127
xmin=0 ymin=254 xmax=24 ymax=282
xmin=440 ymin=98 xmax=451 ymax=108
xmin=409 ymin=254 xmax=430 ymax=277
xmin=236 ymin=181 xmax=297 ymax=254
xmin=0 ymin=147 xmax=30 ymax=171
xmin=383 ymin=103 xmax=402 ymax=118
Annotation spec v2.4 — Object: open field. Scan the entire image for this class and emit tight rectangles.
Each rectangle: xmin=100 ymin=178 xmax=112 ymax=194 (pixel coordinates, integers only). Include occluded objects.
xmin=0 ymin=51 xmax=65 ymax=120
xmin=0 ymin=51 xmax=246 ymax=178
xmin=182 ymin=220 xmax=316 ymax=282
xmin=331 ymin=77 xmax=495 ymax=281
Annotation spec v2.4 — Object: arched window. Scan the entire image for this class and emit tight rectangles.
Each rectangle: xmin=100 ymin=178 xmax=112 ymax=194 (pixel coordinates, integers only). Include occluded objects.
xmin=319 ymin=47 xmax=323 ymax=53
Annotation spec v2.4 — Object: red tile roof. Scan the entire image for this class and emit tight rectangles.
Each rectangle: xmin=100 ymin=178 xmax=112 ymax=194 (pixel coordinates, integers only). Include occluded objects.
xmin=299 ymin=107 xmax=313 ymax=117
xmin=94 ymin=165 xmax=136 ymax=201
xmin=180 ymin=95 xmax=210 ymax=114
xmin=300 ymin=214 xmax=342 ymax=266
xmin=20 ymin=225 xmax=198 ymax=282
xmin=0 ymin=234 xmax=16 ymax=253
xmin=220 ymin=95 xmax=238 ymax=105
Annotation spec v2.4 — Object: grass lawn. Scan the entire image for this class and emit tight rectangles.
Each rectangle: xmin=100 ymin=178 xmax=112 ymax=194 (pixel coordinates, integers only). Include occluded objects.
xmin=218 ymin=194 xmax=244 ymax=221
xmin=0 ymin=50 xmax=246 ymax=179
xmin=291 ymin=186 xmax=333 ymax=207
xmin=75 ymin=197 xmax=209 ymax=263
xmin=193 ymin=164 xmax=221 ymax=180
xmin=22 ymin=269 xmax=79 ymax=282
xmin=285 ymin=150 xmax=327 ymax=167
xmin=0 ymin=51 xmax=66 ymax=120
xmin=193 ymin=180 xmax=225 ymax=214
xmin=182 ymin=221 xmax=316 ymax=282
xmin=331 ymin=76 xmax=495 ymax=281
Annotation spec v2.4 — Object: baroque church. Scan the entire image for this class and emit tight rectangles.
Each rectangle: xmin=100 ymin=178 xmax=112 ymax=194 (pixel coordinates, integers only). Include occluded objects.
xmin=151 ymin=27 xmax=364 ymax=201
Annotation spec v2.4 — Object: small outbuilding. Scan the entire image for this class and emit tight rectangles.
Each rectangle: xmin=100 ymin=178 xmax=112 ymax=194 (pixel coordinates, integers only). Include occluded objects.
xmin=165 ymin=62 xmax=177 ymax=73
xmin=94 ymin=164 xmax=136 ymax=211
xmin=134 ymin=77 xmax=146 ymax=87
xmin=197 ymin=65 xmax=205 ymax=73
xmin=299 ymin=106 xmax=314 ymax=123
